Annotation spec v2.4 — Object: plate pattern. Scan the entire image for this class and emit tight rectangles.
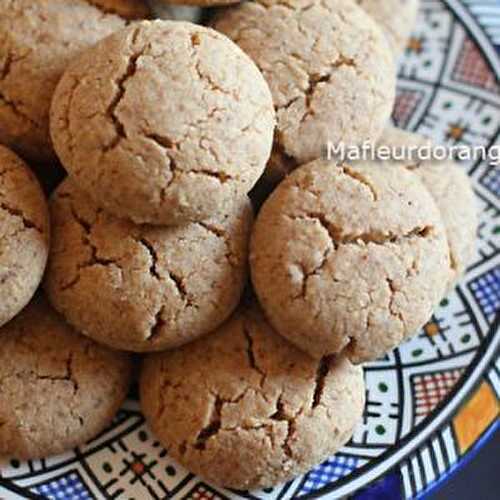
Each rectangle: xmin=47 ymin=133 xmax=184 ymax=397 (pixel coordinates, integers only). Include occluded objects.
xmin=0 ymin=0 xmax=498 ymax=499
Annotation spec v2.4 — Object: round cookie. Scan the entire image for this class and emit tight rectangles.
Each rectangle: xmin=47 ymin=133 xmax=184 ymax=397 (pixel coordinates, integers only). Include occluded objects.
xmin=250 ymin=160 xmax=450 ymax=363
xmin=355 ymin=0 xmax=419 ymax=56
xmin=0 ymin=145 xmax=49 ymax=327
xmin=140 ymin=302 xmax=365 ymax=490
xmin=0 ymin=0 xmax=150 ymax=165
xmin=0 ymin=295 xmax=132 ymax=460
xmin=213 ymin=0 xmax=396 ymax=185
xmin=44 ymin=179 xmax=253 ymax=352
xmin=50 ymin=20 xmax=275 ymax=226
xmin=376 ymin=126 xmax=477 ymax=289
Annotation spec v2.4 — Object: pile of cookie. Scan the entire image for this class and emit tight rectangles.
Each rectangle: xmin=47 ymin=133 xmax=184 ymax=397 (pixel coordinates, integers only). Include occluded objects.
xmin=0 ymin=0 xmax=477 ymax=492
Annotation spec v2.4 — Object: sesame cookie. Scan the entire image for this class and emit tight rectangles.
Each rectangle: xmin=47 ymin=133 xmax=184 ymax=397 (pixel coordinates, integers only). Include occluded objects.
xmin=377 ymin=126 xmax=477 ymax=289
xmin=213 ymin=0 xmax=395 ymax=185
xmin=140 ymin=302 xmax=365 ymax=490
xmin=0 ymin=295 xmax=132 ymax=460
xmin=44 ymin=179 xmax=253 ymax=352
xmin=250 ymin=160 xmax=450 ymax=363
xmin=0 ymin=146 xmax=49 ymax=327
xmin=0 ymin=0 xmax=150 ymax=164
xmin=355 ymin=0 xmax=420 ymax=56
xmin=50 ymin=20 xmax=275 ymax=226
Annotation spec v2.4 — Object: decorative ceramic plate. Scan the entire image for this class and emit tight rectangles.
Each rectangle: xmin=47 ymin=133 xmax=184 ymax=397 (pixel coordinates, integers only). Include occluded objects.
xmin=1 ymin=0 xmax=499 ymax=498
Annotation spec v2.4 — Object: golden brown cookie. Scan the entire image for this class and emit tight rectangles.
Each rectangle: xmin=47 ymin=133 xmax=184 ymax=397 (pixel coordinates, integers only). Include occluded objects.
xmin=0 ymin=145 xmax=49 ymax=327
xmin=50 ymin=20 xmax=275 ymax=226
xmin=0 ymin=295 xmax=132 ymax=460
xmin=140 ymin=302 xmax=365 ymax=490
xmin=44 ymin=179 xmax=253 ymax=352
xmin=376 ymin=126 xmax=477 ymax=289
xmin=355 ymin=0 xmax=420 ymax=56
xmin=213 ymin=0 xmax=396 ymax=185
xmin=0 ymin=0 xmax=150 ymax=165
xmin=250 ymin=159 xmax=450 ymax=363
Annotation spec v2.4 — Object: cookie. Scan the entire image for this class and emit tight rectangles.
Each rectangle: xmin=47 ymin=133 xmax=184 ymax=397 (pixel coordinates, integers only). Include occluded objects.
xmin=0 ymin=295 xmax=132 ymax=460
xmin=140 ymin=302 xmax=365 ymax=490
xmin=0 ymin=0 xmax=150 ymax=165
xmin=50 ymin=20 xmax=275 ymax=226
xmin=250 ymin=160 xmax=450 ymax=363
xmin=355 ymin=0 xmax=419 ymax=56
xmin=44 ymin=179 xmax=253 ymax=352
xmin=213 ymin=0 xmax=396 ymax=185
xmin=0 ymin=146 xmax=49 ymax=327
xmin=377 ymin=126 xmax=477 ymax=289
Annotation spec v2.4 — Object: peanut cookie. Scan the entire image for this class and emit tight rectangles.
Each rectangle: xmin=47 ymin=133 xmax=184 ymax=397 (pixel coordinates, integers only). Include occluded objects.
xmin=0 ymin=146 xmax=49 ymax=327
xmin=377 ymin=126 xmax=477 ymax=289
xmin=0 ymin=0 xmax=150 ymax=164
xmin=50 ymin=20 xmax=275 ymax=226
xmin=355 ymin=0 xmax=419 ymax=56
xmin=44 ymin=179 xmax=253 ymax=352
xmin=250 ymin=160 xmax=450 ymax=363
xmin=140 ymin=303 xmax=365 ymax=490
xmin=213 ymin=0 xmax=395 ymax=185
xmin=0 ymin=295 xmax=132 ymax=460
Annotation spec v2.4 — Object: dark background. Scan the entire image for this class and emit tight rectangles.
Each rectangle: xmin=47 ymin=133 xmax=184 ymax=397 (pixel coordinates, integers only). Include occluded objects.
xmin=431 ymin=429 xmax=499 ymax=499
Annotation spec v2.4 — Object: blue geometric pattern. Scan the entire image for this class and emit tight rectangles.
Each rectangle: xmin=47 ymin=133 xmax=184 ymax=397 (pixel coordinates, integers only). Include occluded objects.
xmin=479 ymin=165 xmax=500 ymax=197
xmin=31 ymin=472 xmax=92 ymax=500
xmin=299 ymin=455 xmax=359 ymax=495
xmin=469 ymin=268 xmax=500 ymax=319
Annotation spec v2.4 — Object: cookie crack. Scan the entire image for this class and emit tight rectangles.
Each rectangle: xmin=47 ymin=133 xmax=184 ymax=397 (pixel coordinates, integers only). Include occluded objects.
xmin=68 ymin=203 xmax=122 ymax=270
xmin=242 ymin=320 xmax=266 ymax=385
xmin=302 ymin=56 xmax=356 ymax=116
xmin=194 ymin=394 xmax=223 ymax=450
xmin=0 ymin=89 xmax=38 ymax=128
xmin=288 ymin=213 xmax=434 ymax=247
xmin=146 ymin=133 xmax=234 ymax=193
xmin=148 ymin=306 xmax=166 ymax=342
xmin=341 ymin=166 xmax=378 ymax=201
xmin=270 ymin=395 xmax=297 ymax=459
xmin=135 ymin=237 xmax=160 ymax=279
xmin=312 ymin=355 xmax=334 ymax=409
xmin=104 ymin=32 xmax=143 ymax=152
xmin=0 ymin=202 xmax=42 ymax=232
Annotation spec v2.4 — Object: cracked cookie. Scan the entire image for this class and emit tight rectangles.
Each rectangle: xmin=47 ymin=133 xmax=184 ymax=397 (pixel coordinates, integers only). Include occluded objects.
xmin=355 ymin=0 xmax=420 ymax=56
xmin=140 ymin=302 xmax=365 ymax=490
xmin=0 ymin=295 xmax=132 ymax=460
xmin=0 ymin=145 xmax=49 ymax=327
xmin=44 ymin=179 xmax=253 ymax=352
xmin=250 ymin=159 xmax=450 ymax=363
xmin=0 ymin=0 xmax=150 ymax=165
xmin=213 ymin=0 xmax=396 ymax=186
xmin=50 ymin=20 xmax=275 ymax=226
xmin=377 ymin=126 xmax=477 ymax=290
